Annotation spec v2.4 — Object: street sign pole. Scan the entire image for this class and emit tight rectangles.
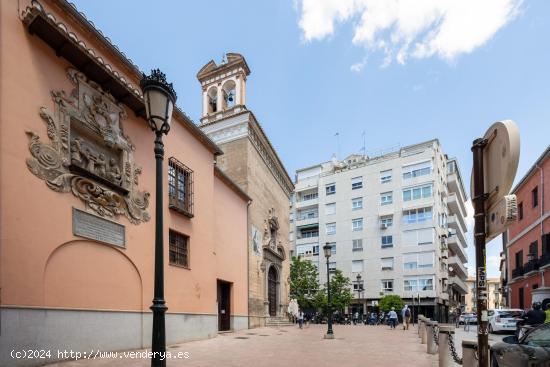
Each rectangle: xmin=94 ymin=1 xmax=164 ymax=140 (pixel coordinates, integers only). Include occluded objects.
xmin=472 ymin=138 xmax=489 ymax=367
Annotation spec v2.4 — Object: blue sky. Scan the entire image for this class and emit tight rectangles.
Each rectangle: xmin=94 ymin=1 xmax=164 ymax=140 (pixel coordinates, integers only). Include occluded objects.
xmin=72 ymin=0 xmax=550 ymax=277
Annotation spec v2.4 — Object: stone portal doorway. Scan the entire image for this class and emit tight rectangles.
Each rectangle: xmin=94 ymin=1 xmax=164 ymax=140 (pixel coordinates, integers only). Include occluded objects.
xmin=268 ymin=266 xmax=278 ymax=317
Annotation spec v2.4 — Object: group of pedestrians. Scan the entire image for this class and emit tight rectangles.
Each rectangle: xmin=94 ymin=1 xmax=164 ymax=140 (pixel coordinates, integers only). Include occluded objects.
xmin=388 ymin=304 xmax=412 ymax=330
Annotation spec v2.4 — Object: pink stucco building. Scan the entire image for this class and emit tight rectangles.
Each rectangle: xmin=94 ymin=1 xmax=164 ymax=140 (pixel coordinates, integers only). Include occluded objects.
xmin=0 ymin=1 xmax=250 ymax=365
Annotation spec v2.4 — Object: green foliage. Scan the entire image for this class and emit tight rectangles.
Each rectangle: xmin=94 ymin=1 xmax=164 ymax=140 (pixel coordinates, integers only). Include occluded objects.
xmin=379 ymin=294 xmax=405 ymax=313
xmin=315 ymin=269 xmax=354 ymax=313
xmin=289 ymin=256 xmax=320 ymax=309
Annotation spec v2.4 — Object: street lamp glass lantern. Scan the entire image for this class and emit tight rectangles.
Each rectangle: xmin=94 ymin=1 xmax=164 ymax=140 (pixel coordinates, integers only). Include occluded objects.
xmin=140 ymin=69 xmax=177 ymax=134
xmin=323 ymin=243 xmax=332 ymax=259
xmin=356 ymin=274 xmax=362 ymax=282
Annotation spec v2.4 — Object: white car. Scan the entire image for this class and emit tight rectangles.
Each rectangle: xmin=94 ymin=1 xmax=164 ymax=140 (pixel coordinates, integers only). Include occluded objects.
xmin=488 ymin=309 xmax=524 ymax=333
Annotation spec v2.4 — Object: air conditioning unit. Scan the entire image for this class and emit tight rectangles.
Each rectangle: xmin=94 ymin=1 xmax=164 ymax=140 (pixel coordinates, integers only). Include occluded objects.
xmin=380 ymin=223 xmax=388 ymax=229
xmin=486 ymin=195 xmax=517 ymax=242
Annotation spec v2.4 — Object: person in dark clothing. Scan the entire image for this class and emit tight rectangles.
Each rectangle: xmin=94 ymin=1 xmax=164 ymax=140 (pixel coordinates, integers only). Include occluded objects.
xmin=516 ymin=302 xmax=545 ymax=338
xmin=524 ymin=302 xmax=546 ymax=325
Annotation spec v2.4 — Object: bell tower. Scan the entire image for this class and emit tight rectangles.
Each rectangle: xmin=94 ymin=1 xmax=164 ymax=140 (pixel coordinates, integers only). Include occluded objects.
xmin=196 ymin=53 xmax=250 ymax=124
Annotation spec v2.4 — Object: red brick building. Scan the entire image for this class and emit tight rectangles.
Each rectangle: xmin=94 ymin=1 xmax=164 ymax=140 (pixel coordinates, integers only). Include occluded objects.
xmin=506 ymin=146 xmax=550 ymax=309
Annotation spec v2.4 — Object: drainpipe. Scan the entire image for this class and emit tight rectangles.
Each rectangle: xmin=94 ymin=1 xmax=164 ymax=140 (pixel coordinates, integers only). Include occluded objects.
xmin=538 ymin=164 xmax=545 ymax=287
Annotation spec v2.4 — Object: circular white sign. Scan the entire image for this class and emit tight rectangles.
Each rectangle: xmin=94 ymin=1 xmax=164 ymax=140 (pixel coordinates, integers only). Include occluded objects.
xmin=470 ymin=120 xmax=520 ymax=208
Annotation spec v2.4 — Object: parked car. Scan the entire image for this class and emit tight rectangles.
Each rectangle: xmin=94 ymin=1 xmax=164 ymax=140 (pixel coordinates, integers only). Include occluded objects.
xmin=490 ymin=322 xmax=550 ymax=367
xmin=488 ymin=309 xmax=524 ymax=334
xmin=459 ymin=313 xmax=478 ymax=325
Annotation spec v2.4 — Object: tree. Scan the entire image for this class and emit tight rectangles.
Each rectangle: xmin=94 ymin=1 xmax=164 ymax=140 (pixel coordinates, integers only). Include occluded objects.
xmin=314 ymin=269 xmax=354 ymax=314
xmin=379 ymin=294 xmax=405 ymax=313
xmin=289 ymin=256 xmax=320 ymax=309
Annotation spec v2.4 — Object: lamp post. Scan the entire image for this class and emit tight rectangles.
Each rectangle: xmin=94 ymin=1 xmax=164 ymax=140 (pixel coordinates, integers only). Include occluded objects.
xmin=140 ymin=69 xmax=177 ymax=367
xmin=323 ymin=243 xmax=334 ymax=339
xmin=355 ymin=274 xmax=363 ymax=317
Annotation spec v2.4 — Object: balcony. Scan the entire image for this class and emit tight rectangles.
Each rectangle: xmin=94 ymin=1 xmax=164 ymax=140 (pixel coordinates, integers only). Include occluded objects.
xmin=447 ymin=192 xmax=467 ymax=219
xmin=447 ymin=235 xmax=467 ymax=263
xmin=448 ymin=255 xmax=468 ymax=279
xmin=448 ymin=214 xmax=467 ymax=244
xmin=540 ymin=253 xmax=550 ymax=269
xmin=449 ymin=275 xmax=469 ymax=294
xmin=523 ymin=259 xmax=540 ymax=276
xmin=295 ymin=197 xmax=318 ymax=209
xmin=447 ymin=167 xmax=467 ymax=204
xmin=511 ymin=266 xmax=524 ymax=280
xmin=295 ymin=213 xmax=319 ymax=227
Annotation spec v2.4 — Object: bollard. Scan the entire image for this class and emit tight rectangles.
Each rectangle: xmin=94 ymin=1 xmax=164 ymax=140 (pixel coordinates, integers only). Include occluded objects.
xmin=426 ymin=321 xmax=438 ymax=355
xmin=420 ymin=318 xmax=428 ymax=344
xmin=417 ymin=314 xmax=425 ymax=337
xmin=462 ymin=340 xmax=478 ymax=367
xmin=438 ymin=325 xmax=454 ymax=367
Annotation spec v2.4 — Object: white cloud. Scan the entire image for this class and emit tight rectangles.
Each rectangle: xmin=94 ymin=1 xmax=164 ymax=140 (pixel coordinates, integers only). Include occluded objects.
xmin=296 ymin=0 xmax=522 ymax=66
xmin=350 ymin=57 xmax=368 ymax=72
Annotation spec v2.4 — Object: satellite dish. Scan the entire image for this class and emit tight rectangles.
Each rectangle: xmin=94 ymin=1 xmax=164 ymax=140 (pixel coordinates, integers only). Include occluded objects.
xmin=470 ymin=120 xmax=520 ymax=209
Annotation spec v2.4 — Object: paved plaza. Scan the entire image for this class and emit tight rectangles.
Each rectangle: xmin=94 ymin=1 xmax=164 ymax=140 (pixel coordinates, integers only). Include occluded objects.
xmin=48 ymin=324 xmax=437 ymax=367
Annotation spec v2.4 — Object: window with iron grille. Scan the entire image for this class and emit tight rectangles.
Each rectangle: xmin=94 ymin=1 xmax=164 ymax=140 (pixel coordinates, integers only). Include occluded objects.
xmin=169 ymin=230 xmax=189 ymax=268
xmin=168 ymin=157 xmax=193 ymax=217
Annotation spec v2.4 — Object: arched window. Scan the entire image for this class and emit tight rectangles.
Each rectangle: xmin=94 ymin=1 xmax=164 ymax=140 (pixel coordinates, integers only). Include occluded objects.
xmin=222 ymin=80 xmax=236 ymax=109
xmin=207 ymin=87 xmax=218 ymax=113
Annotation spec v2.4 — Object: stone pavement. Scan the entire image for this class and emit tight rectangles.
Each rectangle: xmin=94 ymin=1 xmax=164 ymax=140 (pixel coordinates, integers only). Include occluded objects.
xmin=48 ymin=324 xmax=437 ymax=367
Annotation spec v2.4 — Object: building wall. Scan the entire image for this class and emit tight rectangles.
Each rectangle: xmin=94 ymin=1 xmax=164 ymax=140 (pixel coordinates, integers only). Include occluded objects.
xmin=506 ymin=148 xmax=550 ymax=310
xmin=291 ymin=140 xmax=469 ymax=321
xmin=0 ymin=1 xmax=248 ymax=365
xmin=465 ymin=277 xmax=503 ymax=312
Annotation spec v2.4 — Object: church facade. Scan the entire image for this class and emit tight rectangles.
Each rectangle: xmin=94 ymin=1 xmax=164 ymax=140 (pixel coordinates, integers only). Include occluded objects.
xmin=197 ymin=54 xmax=294 ymax=327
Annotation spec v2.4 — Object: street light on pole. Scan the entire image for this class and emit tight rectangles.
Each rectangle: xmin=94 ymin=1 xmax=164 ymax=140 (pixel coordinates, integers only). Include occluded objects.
xmin=140 ymin=69 xmax=177 ymax=367
xmin=323 ymin=242 xmax=334 ymax=339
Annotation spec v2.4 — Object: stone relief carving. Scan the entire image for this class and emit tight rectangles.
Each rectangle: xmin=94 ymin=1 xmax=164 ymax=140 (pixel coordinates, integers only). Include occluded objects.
xmin=261 ymin=208 xmax=286 ymax=266
xmin=25 ymin=68 xmax=150 ymax=224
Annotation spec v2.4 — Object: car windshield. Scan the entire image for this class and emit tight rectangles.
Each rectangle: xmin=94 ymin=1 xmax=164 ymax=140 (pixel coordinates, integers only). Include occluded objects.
xmin=498 ymin=311 xmax=523 ymax=318
xmin=524 ymin=325 xmax=550 ymax=348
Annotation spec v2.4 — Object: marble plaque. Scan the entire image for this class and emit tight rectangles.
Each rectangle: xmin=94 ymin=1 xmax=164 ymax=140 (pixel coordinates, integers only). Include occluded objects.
xmin=73 ymin=208 xmax=125 ymax=247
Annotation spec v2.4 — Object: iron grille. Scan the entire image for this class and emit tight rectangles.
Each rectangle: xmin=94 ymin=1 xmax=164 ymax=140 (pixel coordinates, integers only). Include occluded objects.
xmin=168 ymin=157 xmax=194 ymax=217
xmin=169 ymin=230 xmax=189 ymax=268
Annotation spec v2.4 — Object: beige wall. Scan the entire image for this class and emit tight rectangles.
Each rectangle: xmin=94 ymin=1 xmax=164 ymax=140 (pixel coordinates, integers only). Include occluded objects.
xmin=465 ymin=277 xmax=502 ymax=312
xmin=0 ymin=0 xmax=248 ymax=318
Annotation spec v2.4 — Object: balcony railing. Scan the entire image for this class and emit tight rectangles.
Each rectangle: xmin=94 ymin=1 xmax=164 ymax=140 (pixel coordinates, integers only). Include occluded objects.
xmin=524 ymin=259 xmax=540 ymax=275
xmin=511 ymin=266 xmax=524 ymax=279
xmin=540 ymin=253 xmax=550 ymax=268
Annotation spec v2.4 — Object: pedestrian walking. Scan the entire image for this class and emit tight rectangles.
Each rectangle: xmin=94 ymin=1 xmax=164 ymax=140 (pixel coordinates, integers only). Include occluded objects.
xmin=401 ymin=304 xmax=411 ymax=330
xmin=388 ymin=307 xmax=398 ymax=329
xmin=297 ymin=309 xmax=304 ymax=329
xmin=545 ymin=304 xmax=550 ymax=323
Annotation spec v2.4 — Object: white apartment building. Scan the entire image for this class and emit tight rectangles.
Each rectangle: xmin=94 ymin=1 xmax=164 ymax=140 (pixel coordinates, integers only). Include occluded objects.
xmin=290 ymin=139 xmax=469 ymax=322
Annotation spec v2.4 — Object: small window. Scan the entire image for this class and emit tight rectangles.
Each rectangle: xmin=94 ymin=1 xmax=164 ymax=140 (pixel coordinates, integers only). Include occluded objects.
xmin=352 ymin=197 xmax=363 ymax=210
xmin=328 ymin=262 xmax=336 ymax=272
xmin=325 ymin=203 xmax=336 ymax=215
xmin=380 ymin=192 xmax=393 ymax=205
xmin=326 ymin=222 xmax=336 ymax=235
xmin=381 ymin=257 xmax=394 ymax=271
xmin=168 ymin=158 xmax=194 ymax=217
xmin=518 ymin=202 xmax=524 ymax=220
xmin=532 ymin=186 xmax=539 ymax=208
xmin=381 ymin=279 xmax=394 ymax=292
xmin=380 ymin=170 xmax=392 ymax=183
xmin=380 ymin=216 xmax=393 ymax=228
xmin=381 ymin=235 xmax=393 ymax=248
xmin=352 ymin=218 xmax=363 ymax=231
xmin=326 ymin=184 xmax=336 ymax=196
xmin=352 ymin=260 xmax=364 ymax=272
xmin=352 ymin=239 xmax=363 ymax=251
xmin=169 ymin=230 xmax=189 ymax=268
xmin=351 ymin=176 xmax=363 ymax=190
xmin=327 ymin=242 xmax=337 ymax=255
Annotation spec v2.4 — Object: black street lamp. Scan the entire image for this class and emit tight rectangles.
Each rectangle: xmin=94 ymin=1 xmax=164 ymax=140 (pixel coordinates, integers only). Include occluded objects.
xmin=323 ymin=242 xmax=334 ymax=339
xmin=140 ymin=69 xmax=177 ymax=367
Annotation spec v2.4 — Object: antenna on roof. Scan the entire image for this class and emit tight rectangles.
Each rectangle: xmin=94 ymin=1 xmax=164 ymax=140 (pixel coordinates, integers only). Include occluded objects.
xmin=335 ymin=132 xmax=340 ymax=160
xmin=361 ymin=131 xmax=366 ymax=158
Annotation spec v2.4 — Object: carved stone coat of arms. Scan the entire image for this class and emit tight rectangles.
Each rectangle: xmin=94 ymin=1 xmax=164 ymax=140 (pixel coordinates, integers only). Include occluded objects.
xmin=25 ymin=68 xmax=150 ymax=224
